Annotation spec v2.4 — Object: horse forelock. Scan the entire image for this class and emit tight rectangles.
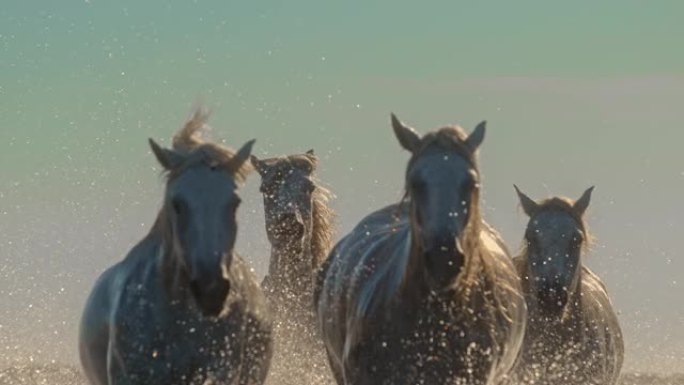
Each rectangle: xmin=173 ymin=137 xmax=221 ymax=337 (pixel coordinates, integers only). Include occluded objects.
xmin=407 ymin=126 xmax=478 ymax=170
xmin=161 ymin=109 xmax=252 ymax=184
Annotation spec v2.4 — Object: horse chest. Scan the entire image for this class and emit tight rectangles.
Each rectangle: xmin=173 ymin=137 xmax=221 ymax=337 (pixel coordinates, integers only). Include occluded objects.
xmin=110 ymin=289 xmax=244 ymax=384
xmin=519 ymin=314 xmax=606 ymax=385
xmin=350 ymin=300 xmax=499 ymax=384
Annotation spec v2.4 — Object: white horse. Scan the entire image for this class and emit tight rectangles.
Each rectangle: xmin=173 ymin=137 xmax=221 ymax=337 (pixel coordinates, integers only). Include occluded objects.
xmin=79 ymin=111 xmax=272 ymax=385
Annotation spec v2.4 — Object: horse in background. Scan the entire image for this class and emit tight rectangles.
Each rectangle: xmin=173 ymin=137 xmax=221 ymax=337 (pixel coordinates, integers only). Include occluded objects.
xmin=511 ymin=186 xmax=624 ymax=385
xmin=315 ymin=115 xmax=526 ymax=385
xmin=252 ymin=150 xmax=336 ymax=385
xmin=79 ymin=109 xmax=272 ymax=385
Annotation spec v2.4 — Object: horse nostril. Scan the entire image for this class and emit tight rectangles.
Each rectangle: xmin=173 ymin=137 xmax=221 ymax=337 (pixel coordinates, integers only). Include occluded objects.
xmin=276 ymin=213 xmax=300 ymax=225
xmin=189 ymin=279 xmax=201 ymax=298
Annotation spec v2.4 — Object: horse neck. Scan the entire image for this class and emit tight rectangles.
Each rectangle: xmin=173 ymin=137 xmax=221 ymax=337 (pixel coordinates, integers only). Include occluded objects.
xmin=149 ymin=213 xmax=192 ymax=305
xmin=267 ymin=230 xmax=315 ymax=298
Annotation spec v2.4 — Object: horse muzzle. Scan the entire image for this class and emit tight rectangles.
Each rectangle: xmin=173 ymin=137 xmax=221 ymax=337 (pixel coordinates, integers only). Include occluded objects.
xmin=423 ymin=238 xmax=465 ymax=288
xmin=537 ymin=282 xmax=569 ymax=313
xmin=269 ymin=212 xmax=305 ymax=243
xmin=189 ymin=277 xmax=231 ymax=317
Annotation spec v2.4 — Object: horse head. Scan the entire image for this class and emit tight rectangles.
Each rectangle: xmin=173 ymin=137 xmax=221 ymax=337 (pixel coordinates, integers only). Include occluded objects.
xmin=515 ymin=185 xmax=593 ymax=314
xmin=149 ymin=111 xmax=255 ymax=317
xmin=392 ymin=113 xmax=485 ymax=289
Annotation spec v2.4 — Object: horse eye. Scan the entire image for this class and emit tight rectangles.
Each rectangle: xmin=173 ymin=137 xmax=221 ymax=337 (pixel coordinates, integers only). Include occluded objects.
xmin=171 ymin=197 xmax=188 ymax=216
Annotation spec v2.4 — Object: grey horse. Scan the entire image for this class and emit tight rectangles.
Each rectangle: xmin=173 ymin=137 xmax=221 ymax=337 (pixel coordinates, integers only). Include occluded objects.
xmin=315 ymin=115 xmax=526 ymax=385
xmin=511 ymin=186 xmax=624 ymax=385
xmin=79 ymin=111 xmax=272 ymax=385
xmin=251 ymin=150 xmax=336 ymax=385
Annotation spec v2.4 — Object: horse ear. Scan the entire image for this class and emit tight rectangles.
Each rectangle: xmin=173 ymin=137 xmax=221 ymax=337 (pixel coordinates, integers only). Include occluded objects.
xmin=304 ymin=150 xmax=319 ymax=172
xmin=229 ymin=139 xmax=256 ymax=171
xmin=391 ymin=113 xmax=421 ymax=153
xmin=465 ymin=121 xmax=486 ymax=151
xmin=573 ymin=186 xmax=594 ymax=216
xmin=250 ymin=154 xmax=266 ymax=175
xmin=514 ymin=184 xmax=539 ymax=217
xmin=149 ymin=138 xmax=184 ymax=170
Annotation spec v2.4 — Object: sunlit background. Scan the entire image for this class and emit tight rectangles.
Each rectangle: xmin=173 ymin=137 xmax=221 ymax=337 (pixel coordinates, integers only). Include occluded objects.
xmin=1 ymin=0 xmax=682 ymax=374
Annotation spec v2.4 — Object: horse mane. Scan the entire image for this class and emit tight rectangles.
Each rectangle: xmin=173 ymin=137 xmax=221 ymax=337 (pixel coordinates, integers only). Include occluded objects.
xmin=311 ymin=181 xmax=335 ymax=268
xmin=407 ymin=126 xmax=478 ymax=169
xmin=165 ymin=108 xmax=252 ymax=183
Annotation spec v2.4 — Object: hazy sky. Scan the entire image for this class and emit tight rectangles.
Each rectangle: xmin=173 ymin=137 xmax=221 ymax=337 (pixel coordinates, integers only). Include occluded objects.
xmin=1 ymin=0 xmax=683 ymax=373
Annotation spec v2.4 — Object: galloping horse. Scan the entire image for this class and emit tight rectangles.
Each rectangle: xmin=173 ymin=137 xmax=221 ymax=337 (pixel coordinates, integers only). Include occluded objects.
xmin=512 ymin=186 xmax=623 ymax=385
xmin=252 ymin=149 xmax=334 ymax=316
xmin=79 ymin=110 xmax=273 ymax=385
xmin=315 ymin=115 xmax=526 ymax=385
xmin=252 ymin=150 xmax=335 ymax=385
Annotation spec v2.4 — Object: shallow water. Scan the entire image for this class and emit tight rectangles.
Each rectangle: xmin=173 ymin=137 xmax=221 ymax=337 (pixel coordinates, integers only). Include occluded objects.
xmin=1 ymin=364 xmax=683 ymax=385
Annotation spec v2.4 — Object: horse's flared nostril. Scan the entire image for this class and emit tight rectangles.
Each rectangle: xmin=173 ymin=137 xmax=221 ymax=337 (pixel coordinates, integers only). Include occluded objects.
xmin=189 ymin=279 xmax=201 ymax=298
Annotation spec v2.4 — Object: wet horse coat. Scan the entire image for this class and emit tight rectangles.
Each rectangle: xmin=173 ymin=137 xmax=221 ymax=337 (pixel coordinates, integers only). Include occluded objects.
xmin=511 ymin=186 xmax=623 ymax=385
xmin=79 ymin=111 xmax=272 ymax=385
xmin=316 ymin=116 xmax=526 ymax=385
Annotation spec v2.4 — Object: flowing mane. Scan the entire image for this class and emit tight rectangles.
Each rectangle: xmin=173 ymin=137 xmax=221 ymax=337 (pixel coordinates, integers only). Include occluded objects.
xmin=164 ymin=108 xmax=252 ymax=183
xmin=310 ymin=175 xmax=335 ymax=269
xmin=406 ymin=126 xmax=478 ymax=169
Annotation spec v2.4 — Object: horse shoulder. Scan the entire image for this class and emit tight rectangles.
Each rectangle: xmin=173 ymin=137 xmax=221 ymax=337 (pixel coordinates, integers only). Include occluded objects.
xmin=79 ymin=263 xmax=120 ymax=385
xmin=316 ymin=204 xmax=409 ymax=373
xmin=579 ymin=265 xmax=625 ymax=379
xmin=580 ymin=266 xmax=623 ymax=329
